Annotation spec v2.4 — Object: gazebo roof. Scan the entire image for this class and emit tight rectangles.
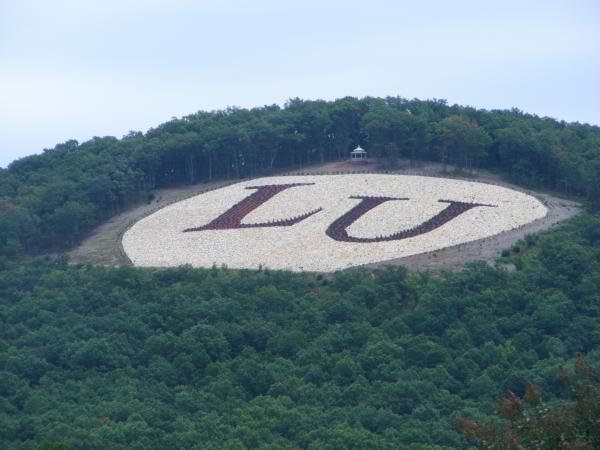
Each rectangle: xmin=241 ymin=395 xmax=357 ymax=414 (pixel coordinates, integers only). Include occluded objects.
xmin=351 ymin=145 xmax=367 ymax=154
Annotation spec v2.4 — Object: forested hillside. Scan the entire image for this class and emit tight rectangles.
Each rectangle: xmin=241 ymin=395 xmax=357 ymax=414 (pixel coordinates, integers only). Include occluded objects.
xmin=1 ymin=214 xmax=599 ymax=449
xmin=1 ymin=97 xmax=600 ymax=449
xmin=1 ymin=97 xmax=600 ymax=259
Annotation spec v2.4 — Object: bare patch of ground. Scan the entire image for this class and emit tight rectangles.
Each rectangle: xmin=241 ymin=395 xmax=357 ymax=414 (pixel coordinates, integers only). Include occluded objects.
xmin=68 ymin=159 xmax=581 ymax=271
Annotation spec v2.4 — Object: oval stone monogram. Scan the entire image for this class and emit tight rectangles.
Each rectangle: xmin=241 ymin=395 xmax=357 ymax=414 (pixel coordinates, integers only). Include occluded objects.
xmin=123 ymin=174 xmax=547 ymax=272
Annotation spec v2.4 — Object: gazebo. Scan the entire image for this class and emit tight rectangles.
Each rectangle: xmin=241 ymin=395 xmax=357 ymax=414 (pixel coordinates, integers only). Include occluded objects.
xmin=350 ymin=145 xmax=368 ymax=163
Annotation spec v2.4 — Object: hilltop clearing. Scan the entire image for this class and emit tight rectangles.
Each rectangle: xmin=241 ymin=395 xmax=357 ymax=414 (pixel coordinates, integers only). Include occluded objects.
xmin=69 ymin=161 xmax=580 ymax=271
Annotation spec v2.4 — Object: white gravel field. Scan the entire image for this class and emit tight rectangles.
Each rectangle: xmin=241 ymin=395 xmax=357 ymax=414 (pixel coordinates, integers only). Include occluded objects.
xmin=123 ymin=174 xmax=547 ymax=272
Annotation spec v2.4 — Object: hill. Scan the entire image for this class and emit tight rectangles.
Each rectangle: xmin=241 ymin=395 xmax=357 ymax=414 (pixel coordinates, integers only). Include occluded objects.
xmin=2 ymin=97 xmax=600 ymax=262
xmin=0 ymin=96 xmax=599 ymax=449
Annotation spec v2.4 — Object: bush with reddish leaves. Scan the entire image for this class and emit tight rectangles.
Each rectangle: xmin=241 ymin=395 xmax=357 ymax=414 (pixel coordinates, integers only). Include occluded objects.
xmin=456 ymin=354 xmax=600 ymax=449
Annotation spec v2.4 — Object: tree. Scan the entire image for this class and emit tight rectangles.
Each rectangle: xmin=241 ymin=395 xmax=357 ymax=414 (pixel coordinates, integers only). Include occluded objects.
xmin=362 ymin=100 xmax=412 ymax=168
xmin=587 ymin=159 xmax=600 ymax=211
xmin=436 ymin=115 xmax=491 ymax=172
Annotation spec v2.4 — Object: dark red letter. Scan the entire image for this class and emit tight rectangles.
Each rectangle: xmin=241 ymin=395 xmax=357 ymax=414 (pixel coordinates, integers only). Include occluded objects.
xmin=184 ymin=183 xmax=321 ymax=232
xmin=326 ymin=196 xmax=494 ymax=243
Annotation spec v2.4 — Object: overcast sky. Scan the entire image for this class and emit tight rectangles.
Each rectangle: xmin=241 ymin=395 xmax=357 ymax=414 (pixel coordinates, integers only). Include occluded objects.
xmin=1 ymin=0 xmax=599 ymax=168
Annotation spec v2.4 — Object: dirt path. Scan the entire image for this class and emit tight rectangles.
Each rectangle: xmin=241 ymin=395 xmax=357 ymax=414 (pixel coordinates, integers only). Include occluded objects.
xmin=68 ymin=159 xmax=581 ymax=271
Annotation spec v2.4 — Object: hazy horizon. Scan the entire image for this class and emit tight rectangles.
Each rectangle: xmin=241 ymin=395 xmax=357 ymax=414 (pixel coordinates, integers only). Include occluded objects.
xmin=2 ymin=0 xmax=599 ymax=168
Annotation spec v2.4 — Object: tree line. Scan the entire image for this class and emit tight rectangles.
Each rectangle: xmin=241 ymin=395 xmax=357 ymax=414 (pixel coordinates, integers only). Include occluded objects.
xmin=1 ymin=96 xmax=600 ymax=259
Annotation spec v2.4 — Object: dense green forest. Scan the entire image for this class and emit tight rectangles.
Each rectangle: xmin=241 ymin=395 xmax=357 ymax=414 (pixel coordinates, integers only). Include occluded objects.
xmin=1 ymin=96 xmax=600 ymax=259
xmin=1 ymin=97 xmax=600 ymax=448
xmin=1 ymin=214 xmax=599 ymax=449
